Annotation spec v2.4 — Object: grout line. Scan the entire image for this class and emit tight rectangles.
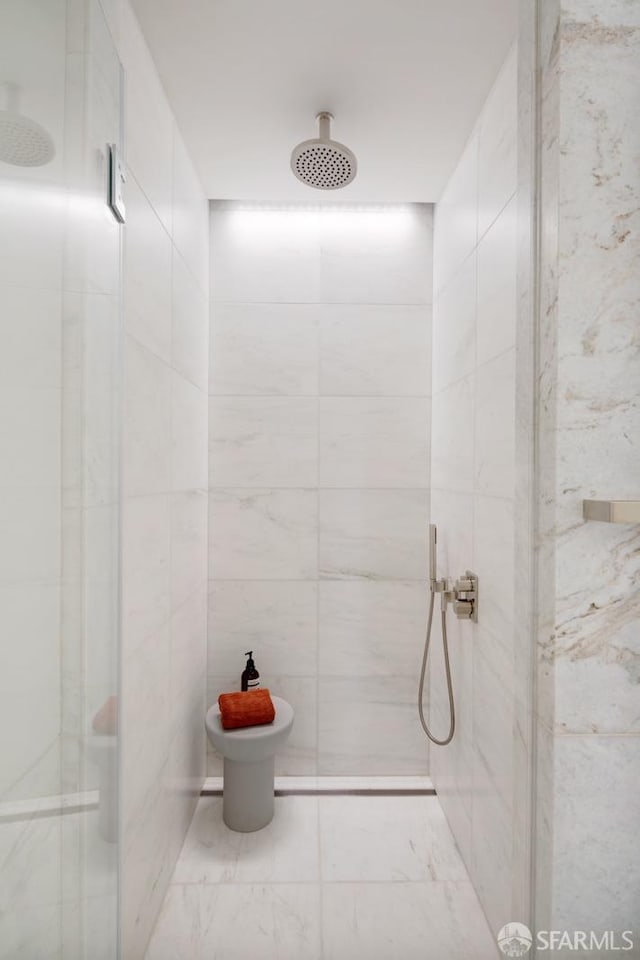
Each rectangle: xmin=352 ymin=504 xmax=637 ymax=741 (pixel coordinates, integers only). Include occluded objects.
xmin=315 ymin=315 xmax=321 ymax=781
xmin=211 ymin=300 xmax=433 ymax=308
xmin=431 ymin=342 xmax=516 ymax=399
xmin=205 ymin=578 xmax=428 ymax=584
xmin=168 ymin=878 xmax=472 ymax=887
xmin=201 ymin=788 xmax=437 ymax=798
xmin=209 ymin=394 xmax=432 ymax=400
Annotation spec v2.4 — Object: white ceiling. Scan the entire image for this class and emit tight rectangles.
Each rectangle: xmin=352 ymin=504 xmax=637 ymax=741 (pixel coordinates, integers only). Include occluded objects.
xmin=131 ymin=0 xmax=517 ymax=203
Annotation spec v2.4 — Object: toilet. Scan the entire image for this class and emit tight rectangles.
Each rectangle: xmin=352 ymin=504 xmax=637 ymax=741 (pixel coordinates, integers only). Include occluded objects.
xmin=205 ymin=695 xmax=294 ymax=832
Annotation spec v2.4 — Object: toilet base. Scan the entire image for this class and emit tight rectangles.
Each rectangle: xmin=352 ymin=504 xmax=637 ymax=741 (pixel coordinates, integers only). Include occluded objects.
xmin=222 ymin=755 xmax=275 ymax=832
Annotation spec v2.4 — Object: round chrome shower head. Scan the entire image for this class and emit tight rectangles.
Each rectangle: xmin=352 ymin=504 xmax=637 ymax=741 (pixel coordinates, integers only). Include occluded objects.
xmin=290 ymin=112 xmax=357 ymax=190
xmin=0 ymin=110 xmax=55 ymax=167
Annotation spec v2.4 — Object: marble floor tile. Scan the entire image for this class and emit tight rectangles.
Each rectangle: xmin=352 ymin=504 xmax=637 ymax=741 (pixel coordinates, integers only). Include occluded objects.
xmin=172 ymin=796 xmax=320 ymax=884
xmin=319 ymin=795 xmax=468 ymax=883
xmin=146 ymin=882 xmax=322 ymax=960
xmin=146 ymin=790 xmax=497 ymax=960
xmin=322 ymin=881 xmax=497 ymax=960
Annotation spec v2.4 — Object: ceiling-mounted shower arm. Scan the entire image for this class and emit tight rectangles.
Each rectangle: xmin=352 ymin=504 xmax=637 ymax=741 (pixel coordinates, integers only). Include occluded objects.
xmin=316 ymin=111 xmax=333 ymax=140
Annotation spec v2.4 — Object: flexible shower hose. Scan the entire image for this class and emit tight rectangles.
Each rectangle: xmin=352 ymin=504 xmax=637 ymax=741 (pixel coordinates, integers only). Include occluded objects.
xmin=418 ymin=590 xmax=455 ymax=745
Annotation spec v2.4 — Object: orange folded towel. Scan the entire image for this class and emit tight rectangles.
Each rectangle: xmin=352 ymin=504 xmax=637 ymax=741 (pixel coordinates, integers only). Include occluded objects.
xmin=218 ymin=688 xmax=275 ymax=730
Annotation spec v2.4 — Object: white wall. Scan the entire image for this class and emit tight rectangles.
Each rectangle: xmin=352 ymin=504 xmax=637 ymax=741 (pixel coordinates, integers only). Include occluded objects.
xmin=430 ymin=44 xmax=524 ymax=934
xmin=208 ymin=203 xmax=432 ymax=776
xmin=101 ymin=1 xmax=209 ymax=957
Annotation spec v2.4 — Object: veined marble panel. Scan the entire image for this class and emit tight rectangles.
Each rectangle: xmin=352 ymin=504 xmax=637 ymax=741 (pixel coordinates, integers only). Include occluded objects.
xmin=431 ymin=375 xmax=475 ymax=494
xmin=477 ymin=194 xmax=517 ymax=367
xmin=473 ymin=494 xmax=515 ymax=651
xmin=318 ymin=205 xmax=432 ymax=305
xmin=171 ymin=373 xmax=208 ymax=493
xmin=210 ymin=397 xmax=318 ymax=488
xmin=208 ymin=581 xmax=318 ymax=678
xmin=474 ymin=347 xmax=516 ymax=499
xmin=169 ymin=585 xmax=207 ymax=734
xmin=172 ymin=132 xmax=209 ymax=297
xmin=319 ymin=398 xmax=429 ymax=489
xmin=124 ymin=175 xmax=172 ymax=364
xmin=322 ymin=881 xmax=497 ymax=960
xmin=209 ymin=303 xmax=319 ymax=397
xmin=431 ymin=252 xmax=476 ymax=395
xmin=121 ymin=494 xmax=171 ymax=652
xmin=319 ymin=489 xmax=428 ymax=581
xmin=146 ymin=883 xmax=322 ymax=960
xmin=119 ymin=0 xmax=173 ymax=232
xmin=172 ymin=795 xmax=320 ymax=884
xmin=210 ymin=203 xmax=321 ymax=303
xmin=319 ymin=795 xmax=468 ymax=883
xmin=318 ymin=676 xmax=428 ymax=775
xmin=171 ymin=251 xmax=209 ymax=391
xmin=433 ymin=134 xmax=478 ymax=297
xmin=123 ymin=335 xmax=172 ymax=497
xmin=170 ymin=491 xmax=208 ymax=611
xmin=209 ymin=489 xmax=317 ymax=580
xmin=121 ymin=774 xmax=176 ymax=960
xmin=121 ymin=622 xmax=171 ymax=833
xmin=318 ymin=580 xmax=427 ymax=678
xmin=553 ymin=736 xmax=640 ymax=934
xmin=319 ymin=304 xmax=430 ymax=397
xmin=533 ymin=0 xmax=640 ymax=941
xmin=477 ymin=42 xmax=517 ymax=239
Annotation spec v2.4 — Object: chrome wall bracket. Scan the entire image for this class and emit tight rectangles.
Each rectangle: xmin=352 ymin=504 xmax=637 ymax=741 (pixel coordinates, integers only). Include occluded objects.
xmin=108 ymin=143 xmax=126 ymax=223
xmin=583 ymin=500 xmax=640 ymax=524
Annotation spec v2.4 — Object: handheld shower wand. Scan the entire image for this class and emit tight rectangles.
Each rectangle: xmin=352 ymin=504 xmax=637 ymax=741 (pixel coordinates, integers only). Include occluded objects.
xmin=418 ymin=524 xmax=455 ymax=745
xmin=418 ymin=525 xmax=478 ymax=746
xmin=429 ymin=522 xmax=439 ymax=592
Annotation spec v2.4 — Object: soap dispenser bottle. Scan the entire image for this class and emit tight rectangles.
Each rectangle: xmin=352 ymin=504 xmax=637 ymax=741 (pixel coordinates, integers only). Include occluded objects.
xmin=241 ymin=651 xmax=260 ymax=692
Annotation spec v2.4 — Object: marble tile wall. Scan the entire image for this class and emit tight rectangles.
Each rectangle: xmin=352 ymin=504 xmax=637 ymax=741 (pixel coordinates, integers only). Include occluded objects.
xmin=208 ymin=203 xmax=432 ymax=776
xmin=430 ymin=42 xmax=528 ymax=937
xmin=534 ymin=0 xmax=640 ymax=943
xmin=100 ymin=1 xmax=209 ymax=957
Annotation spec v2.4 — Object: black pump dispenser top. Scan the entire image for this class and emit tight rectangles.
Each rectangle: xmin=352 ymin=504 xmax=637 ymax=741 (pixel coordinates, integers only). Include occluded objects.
xmin=241 ymin=651 xmax=260 ymax=692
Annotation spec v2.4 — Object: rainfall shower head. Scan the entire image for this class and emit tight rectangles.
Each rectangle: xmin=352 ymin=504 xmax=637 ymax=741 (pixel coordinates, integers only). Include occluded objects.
xmin=0 ymin=83 xmax=55 ymax=167
xmin=290 ymin=112 xmax=357 ymax=190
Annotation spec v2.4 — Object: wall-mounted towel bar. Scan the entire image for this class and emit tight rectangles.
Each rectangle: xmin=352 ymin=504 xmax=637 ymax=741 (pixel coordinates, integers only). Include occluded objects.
xmin=583 ymin=500 xmax=640 ymax=524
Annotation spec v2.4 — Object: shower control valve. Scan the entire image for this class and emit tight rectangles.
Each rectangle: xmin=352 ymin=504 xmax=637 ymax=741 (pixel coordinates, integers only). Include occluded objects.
xmin=437 ymin=571 xmax=478 ymax=622
xmin=453 ymin=571 xmax=478 ymax=623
